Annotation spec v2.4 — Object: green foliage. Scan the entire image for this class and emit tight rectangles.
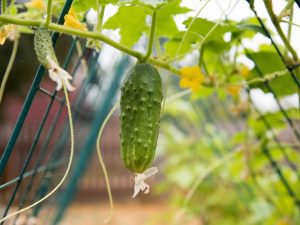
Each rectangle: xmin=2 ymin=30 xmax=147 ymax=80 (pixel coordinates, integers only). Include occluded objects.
xmin=72 ymin=0 xmax=98 ymax=14
xmin=104 ymin=6 xmax=151 ymax=47
xmin=184 ymin=18 xmax=239 ymax=41
xmin=155 ymin=0 xmax=190 ymax=38
xmin=234 ymin=17 xmax=268 ymax=39
xmin=247 ymin=50 xmax=296 ymax=96
xmin=72 ymin=0 xmax=118 ymax=14
xmin=102 ymin=0 xmax=190 ymax=47
xmin=158 ymin=92 xmax=300 ymax=224
xmin=164 ymin=18 xmax=238 ymax=58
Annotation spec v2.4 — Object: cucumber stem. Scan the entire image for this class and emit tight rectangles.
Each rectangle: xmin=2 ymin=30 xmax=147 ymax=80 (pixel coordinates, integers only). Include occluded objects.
xmin=96 ymin=2 xmax=105 ymax=33
xmin=1 ymin=0 xmax=6 ymax=14
xmin=45 ymin=0 xmax=53 ymax=27
xmin=263 ymin=0 xmax=298 ymax=61
xmin=143 ymin=9 xmax=157 ymax=61
xmin=0 ymin=38 xmax=19 ymax=104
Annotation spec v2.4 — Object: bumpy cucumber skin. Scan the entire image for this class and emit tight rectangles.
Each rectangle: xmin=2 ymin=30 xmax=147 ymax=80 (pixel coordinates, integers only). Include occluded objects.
xmin=34 ymin=28 xmax=58 ymax=67
xmin=120 ymin=63 xmax=162 ymax=173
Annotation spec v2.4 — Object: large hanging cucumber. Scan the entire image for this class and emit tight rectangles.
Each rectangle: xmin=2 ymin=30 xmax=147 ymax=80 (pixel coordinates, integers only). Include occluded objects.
xmin=120 ymin=63 xmax=162 ymax=173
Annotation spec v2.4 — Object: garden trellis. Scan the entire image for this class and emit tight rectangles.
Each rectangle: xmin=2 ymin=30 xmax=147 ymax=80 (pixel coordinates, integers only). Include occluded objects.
xmin=1 ymin=0 xmax=300 ymax=224
xmin=0 ymin=0 xmax=130 ymax=223
xmin=0 ymin=29 xmax=128 ymax=225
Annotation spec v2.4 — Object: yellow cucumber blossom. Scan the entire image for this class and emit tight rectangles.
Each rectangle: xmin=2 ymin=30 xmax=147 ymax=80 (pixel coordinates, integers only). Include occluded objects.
xmin=64 ymin=8 xmax=87 ymax=31
xmin=25 ymin=0 xmax=44 ymax=10
xmin=238 ymin=65 xmax=250 ymax=78
xmin=47 ymin=56 xmax=75 ymax=92
xmin=0 ymin=24 xmax=17 ymax=45
xmin=132 ymin=167 xmax=158 ymax=198
xmin=226 ymin=85 xmax=242 ymax=96
xmin=180 ymin=66 xmax=204 ymax=93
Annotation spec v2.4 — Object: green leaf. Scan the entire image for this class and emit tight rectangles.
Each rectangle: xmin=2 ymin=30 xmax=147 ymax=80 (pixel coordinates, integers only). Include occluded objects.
xmin=164 ymin=18 xmax=238 ymax=58
xmin=103 ymin=6 xmax=151 ymax=47
xmin=164 ymin=31 xmax=197 ymax=57
xmin=262 ymin=112 xmax=285 ymax=129
xmin=99 ymin=0 xmax=118 ymax=4
xmin=184 ymin=18 xmax=239 ymax=42
xmin=247 ymin=199 xmax=274 ymax=224
xmin=237 ymin=24 xmax=266 ymax=36
xmin=247 ymin=51 xmax=297 ymax=96
xmin=72 ymin=0 xmax=97 ymax=14
xmin=230 ymin=132 xmax=247 ymax=145
xmin=156 ymin=0 xmax=190 ymax=38
xmin=71 ymin=0 xmax=119 ymax=19
xmin=201 ymin=42 xmax=232 ymax=76
xmin=204 ymin=38 xmax=231 ymax=53
xmin=191 ymin=86 xmax=215 ymax=99
xmin=232 ymin=17 xmax=268 ymax=40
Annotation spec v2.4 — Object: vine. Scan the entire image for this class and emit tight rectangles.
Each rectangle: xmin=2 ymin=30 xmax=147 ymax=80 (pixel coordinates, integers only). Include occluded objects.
xmin=95 ymin=103 xmax=118 ymax=223
xmin=0 ymin=15 xmax=181 ymax=75
xmin=0 ymin=38 xmax=19 ymax=104
xmin=0 ymin=83 xmax=74 ymax=223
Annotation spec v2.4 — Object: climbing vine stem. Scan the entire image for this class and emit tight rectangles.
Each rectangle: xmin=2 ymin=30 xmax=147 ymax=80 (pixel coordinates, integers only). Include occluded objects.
xmin=0 ymin=38 xmax=19 ymax=105
xmin=96 ymin=103 xmax=118 ymax=223
xmin=285 ymin=3 xmax=293 ymax=58
xmin=0 ymin=15 xmax=182 ymax=75
xmin=0 ymin=83 xmax=74 ymax=223
xmin=263 ymin=0 xmax=298 ymax=61
xmin=143 ymin=9 xmax=157 ymax=61
xmin=45 ymin=0 xmax=53 ymax=27
xmin=1 ymin=0 xmax=6 ymax=14
xmin=96 ymin=2 xmax=105 ymax=32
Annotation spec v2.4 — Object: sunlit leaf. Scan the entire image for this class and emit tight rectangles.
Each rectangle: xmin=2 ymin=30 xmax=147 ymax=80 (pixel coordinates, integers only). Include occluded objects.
xmin=156 ymin=0 xmax=190 ymax=38
xmin=103 ymin=6 xmax=151 ymax=47
xmin=247 ymin=51 xmax=296 ymax=96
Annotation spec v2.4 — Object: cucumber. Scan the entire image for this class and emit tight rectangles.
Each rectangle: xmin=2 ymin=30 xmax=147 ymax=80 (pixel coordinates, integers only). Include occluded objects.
xmin=34 ymin=28 xmax=58 ymax=68
xmin=120 ymin=63 xmax=162 ymax=173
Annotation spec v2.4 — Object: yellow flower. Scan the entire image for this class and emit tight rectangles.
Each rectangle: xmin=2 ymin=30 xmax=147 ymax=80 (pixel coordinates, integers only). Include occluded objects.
xmin=238 ymin=65 xmax=250 ymax=78
xmin=0 ymin=24 xmax=17 ymax=45
xmin=64 ymin=8 xmax=87 ymax=31
xmin=276 ymin=218 xmax=290 ymax=225
xmin=25 ymin=0 xmax=44 ymax=10
xmin=180 ymin=66 xmax=204 ymax=93
xmin=226 ymin=85 xmax=242 ymax=96
xmin=0 ymin=29 xmax=8 ymax=45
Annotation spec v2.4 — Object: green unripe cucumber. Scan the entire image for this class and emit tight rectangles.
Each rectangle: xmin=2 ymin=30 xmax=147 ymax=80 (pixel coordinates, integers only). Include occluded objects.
xmin=34 ymin=28 xmax=58 ymax=68
xmin=120 ymin=63 xmax=162 ymax=173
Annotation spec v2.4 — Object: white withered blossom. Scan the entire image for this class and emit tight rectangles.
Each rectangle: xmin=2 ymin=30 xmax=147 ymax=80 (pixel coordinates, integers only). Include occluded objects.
xmin=47 ymin=56 xmax=75 ymax=92
xmin=34 ymin=28 xmax=75 ymax=92
xmin=132 ymin=167 xmax=158 ymax=198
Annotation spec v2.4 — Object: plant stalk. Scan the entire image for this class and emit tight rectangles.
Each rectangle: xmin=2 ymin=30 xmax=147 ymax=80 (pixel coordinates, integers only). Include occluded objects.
xmin=45 ymin=0 xmax=53 ymax=27
xmin=96 ymin=3 xmax=105 ymax=32
xmin=1 ymin=0 xmax=6 ymax=14
xmin=0 ymin=38 xmax=19 ymax=104
xmin=143 ymin=9 xmax=157 ymax=61
xmin=263 ymin=0 xmax=298 ymax=61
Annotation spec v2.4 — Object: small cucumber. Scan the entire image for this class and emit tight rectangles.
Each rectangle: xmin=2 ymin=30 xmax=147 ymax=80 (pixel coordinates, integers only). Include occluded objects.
xmin=34 ymin=28 xmax=58 ymax=68
xmin=120 ymin=63 xmax=162 ymax=173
